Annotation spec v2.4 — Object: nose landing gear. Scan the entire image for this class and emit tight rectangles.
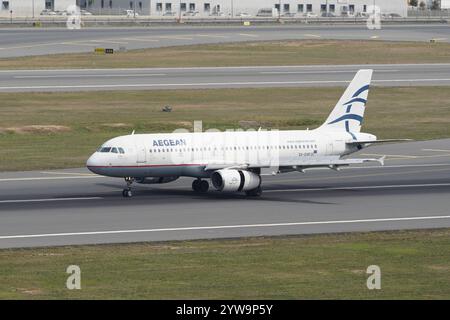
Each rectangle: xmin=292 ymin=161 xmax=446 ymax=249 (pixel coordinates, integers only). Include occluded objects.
xmin=123 ymin=177 xmax=134 ymax=198
xmin=192 ymin=179 xmax=209 ymax=193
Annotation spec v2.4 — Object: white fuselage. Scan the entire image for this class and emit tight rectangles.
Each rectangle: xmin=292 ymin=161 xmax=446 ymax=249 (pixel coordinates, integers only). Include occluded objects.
xmin=86 ymin=129 xmax=375 ymax=179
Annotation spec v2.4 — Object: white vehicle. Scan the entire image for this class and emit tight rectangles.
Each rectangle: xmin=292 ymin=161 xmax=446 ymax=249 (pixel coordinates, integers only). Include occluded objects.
xmin=125 ymin=10 xmax=138 ymax=17
xmin=40 ymin=9 xmax=57 ymax=16
xmin=305 ymin=12 xmax=318 ymax=18
xmin=80 ymin=10 xmax=93 ymax=16
xmin=256 ymin=8 xmax=277 ymax=17
xmin=87 ymin=70 xmax=408 ymax=198
xmin=236 ymin=12 xmax=252 ymax=18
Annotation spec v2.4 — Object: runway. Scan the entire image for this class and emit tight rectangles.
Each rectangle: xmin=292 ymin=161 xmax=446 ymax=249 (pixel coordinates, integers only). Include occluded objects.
xmin=1 ymin=63 xmax=450 ymax=92
xmin=1 ymin=139 xmax=450 ymax=248
xmin=0 ymin=24 xmax=449 ymax=58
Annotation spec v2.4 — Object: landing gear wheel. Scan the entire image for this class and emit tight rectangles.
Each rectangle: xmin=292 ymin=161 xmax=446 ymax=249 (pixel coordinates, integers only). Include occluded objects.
xmin=199 ymin=180 xmax=209 ymax=193
xmin=192 ymin=179 xmax=209 ymax=193
xmin=122 ymin=189 xmax=132 ymax=198
xmin=245 ymin=186 xmax=262 ymax=197
xmin=192 ymin=179 xmax=201 ymax=192
xmin=123 ymin=177 xmax=134 ymax=198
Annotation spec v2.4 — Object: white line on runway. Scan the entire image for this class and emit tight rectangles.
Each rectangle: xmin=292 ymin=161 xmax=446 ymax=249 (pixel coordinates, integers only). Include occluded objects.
xmin=0 ymin=197 xmax=102 ymax=204
xmin=422 ymin=149 xmax=450 ymax=152
xmin=0 ymin=176 xmax=104 ymax=182
xmin=260 ymin=70 xmax=399 ymax=75
xmin=1 ymin=63 xmax=449 ymax=73
xmin=2 ymin=79 xmax=450 ymax=91
xmin=265 ymin=183 xmax=450 ymax=193
xmin=14 ymin=74 xmax=167 ymax=79
xmin=1 ymin=215 xmax=449 ymax=240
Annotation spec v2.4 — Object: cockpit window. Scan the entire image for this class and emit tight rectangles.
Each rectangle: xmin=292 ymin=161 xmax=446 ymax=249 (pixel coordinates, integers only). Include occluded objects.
xmin=99 ymin=147 xmax=112 ymax=153
xmin=118 ymin=147 xmax=125 ymax=154
xmin=111 ymin=147 xmax=118 ymax=154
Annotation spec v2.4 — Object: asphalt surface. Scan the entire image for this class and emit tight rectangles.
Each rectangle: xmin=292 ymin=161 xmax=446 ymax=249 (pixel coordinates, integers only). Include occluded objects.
xmin=1 ymin=63 xmax=450 ymax=92
xmin=1 ymin=139 xmax=450 ymax=248
xmin=0 ymin=24 xmax=449 ymax=58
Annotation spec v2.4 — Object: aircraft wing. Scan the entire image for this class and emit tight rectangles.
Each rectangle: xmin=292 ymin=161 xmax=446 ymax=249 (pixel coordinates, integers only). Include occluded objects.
xmin=204 ymin=156 xmax=385 ymax=173
xmin=346 ymin=139 xmax=412 ymax=145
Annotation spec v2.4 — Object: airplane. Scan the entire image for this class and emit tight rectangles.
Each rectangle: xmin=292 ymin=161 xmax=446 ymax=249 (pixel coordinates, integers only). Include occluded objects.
xmin=86 ymin=69 xmax=407 ymax=198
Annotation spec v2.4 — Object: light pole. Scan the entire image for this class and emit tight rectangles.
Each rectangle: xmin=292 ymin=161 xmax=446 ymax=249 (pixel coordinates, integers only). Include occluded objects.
xmin=32 ymin=0 xmax=35 ymax=19
xmin=230 ymin=0 xmax=233 ymax=18
xmin=278 ymin=0 xmax=281 ymax=19
xmin=179 ymin=0 xmax=182 ymax=21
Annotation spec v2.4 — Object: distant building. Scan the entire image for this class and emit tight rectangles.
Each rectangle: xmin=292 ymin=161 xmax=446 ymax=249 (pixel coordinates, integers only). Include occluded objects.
xmin=0 ymin=0 xmax=409 ymax=17
xmin=0 ymin=0 xmax=75 ymax=17
xmin=82 ymin=0 xmax=408 ymax=17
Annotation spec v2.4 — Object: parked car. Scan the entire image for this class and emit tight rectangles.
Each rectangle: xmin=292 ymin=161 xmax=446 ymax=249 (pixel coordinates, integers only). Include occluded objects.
xmin=210 ymin=11 xmax=225 ymax=17
xmin=321 ymin=12 xmax=336 ymax=17
xmin=281 ymin=12 xmax=296 ymax=17
xmin=305 ymin=12 xmax=318 ymax=18
xmin=80 ymin=10 xmax=92 ymax=16
xmin=386 ymin=13 xmax=401 ymax=18
xmin=236 ymin=12 xmax=252 ymax=18
xmin=183 ymin=11 xmax=199 ymax=16
xmin=256 ymin=8 xmax=276 ymax=17
xmin=163 ymin=11 xmax=176 ymax=16
xmin=40 ymin=9 xmax=57 ymax=16
xmin=356 ymin=12 xmax=369 ymax=18
xmin=125 ymin=10 xmax=138 ymax=17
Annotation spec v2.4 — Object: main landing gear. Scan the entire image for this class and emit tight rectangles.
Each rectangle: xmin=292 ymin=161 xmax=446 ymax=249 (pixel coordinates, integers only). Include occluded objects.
xmin=192 ymin=179 xmax=209 ymax=193
xmin=245 ymin=186 xmax=263 ymax=197
xmin=122 ymin=177 xmax=134 ymax=198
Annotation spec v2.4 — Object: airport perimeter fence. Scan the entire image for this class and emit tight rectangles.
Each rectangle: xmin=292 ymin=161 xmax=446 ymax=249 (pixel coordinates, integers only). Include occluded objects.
xmin=0 ymin=14 xmax=449 ymax=27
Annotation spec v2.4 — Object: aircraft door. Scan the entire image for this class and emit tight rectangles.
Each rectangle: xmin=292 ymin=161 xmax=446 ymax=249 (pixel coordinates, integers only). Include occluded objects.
xmin=135 ymin=138 xmax=147 ymax=164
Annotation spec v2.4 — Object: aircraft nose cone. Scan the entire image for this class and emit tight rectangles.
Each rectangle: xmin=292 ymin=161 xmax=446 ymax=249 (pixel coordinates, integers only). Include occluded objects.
xmin=86 ymin=153 xmax=102 ymax=174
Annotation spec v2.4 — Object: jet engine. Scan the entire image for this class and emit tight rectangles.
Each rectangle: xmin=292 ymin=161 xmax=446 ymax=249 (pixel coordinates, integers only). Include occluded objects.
xmin=211 ymin=169 xmax=261 ymax=192
xmin=135 ymin=176 xmax=179 ymax=184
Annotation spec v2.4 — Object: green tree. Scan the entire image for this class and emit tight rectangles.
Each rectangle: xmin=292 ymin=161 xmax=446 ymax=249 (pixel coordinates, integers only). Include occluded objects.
xmin=431 ymin=0 xmax=441 ymax=10
xmin=409 ymin=0 xmax=418 ymax=6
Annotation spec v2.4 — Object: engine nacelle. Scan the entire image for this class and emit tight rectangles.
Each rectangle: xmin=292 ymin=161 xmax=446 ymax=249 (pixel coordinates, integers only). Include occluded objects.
xmin=211 ymin=169 xmax=261 ymax=192
xmin=135 ymin=176 xmax=179 ymax=184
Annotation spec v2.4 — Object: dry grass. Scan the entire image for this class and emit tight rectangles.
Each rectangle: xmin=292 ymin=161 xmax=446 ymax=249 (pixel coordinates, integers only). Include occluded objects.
xmin=0 ymin=40 xmax=449 ymax=69
xmin=0 ymin=229 xmax=449 ymax=299
xmin=0 ymin=86 xmax=449 ymax=171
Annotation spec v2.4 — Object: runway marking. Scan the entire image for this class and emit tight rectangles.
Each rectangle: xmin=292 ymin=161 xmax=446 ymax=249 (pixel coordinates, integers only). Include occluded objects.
xmin=303 ymin=34 xmax=321 ymax=38
xmin=89 ymin=39 xmax=129 ymax=45
xmin=61 ymin=41 xmax=105 ymax=47
xmin=119 ymin=37 xmax=160 ymax=42
xmin=39 ymin=171 xmax=97 ymax=176
xmin=195 ymin=34 xmax=230 ymax=39
xmin=157 ymin=36 xmax=194 ymax=40
xmin=2 ymin=79 xmax=450 ymax=91
xmin=1 ymin=63 xmax=449 ymax=73
xmin=1 ymin=215 xmax=449 ymax=240
xmin=422 ymin=149 xmax=450 ymax=152
xmin=14 ymin=74 xmax=167 ymax=79
xmin=266 ymin=183 xmax=450 ymax=193
xmin=0 ymin=176 xmax=104 ymax=182
xmin=238 ymin=33 xmax=259 ymax=37
xmin=362 ymin=153 xmax=450 ymax=160
xmin=265 ymin=167 xmax=450 ymax=184
xmin=260 ymin=70 xmax=399 ymax=75
xmin=0 ymin=197 xmax=102 ymax=204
